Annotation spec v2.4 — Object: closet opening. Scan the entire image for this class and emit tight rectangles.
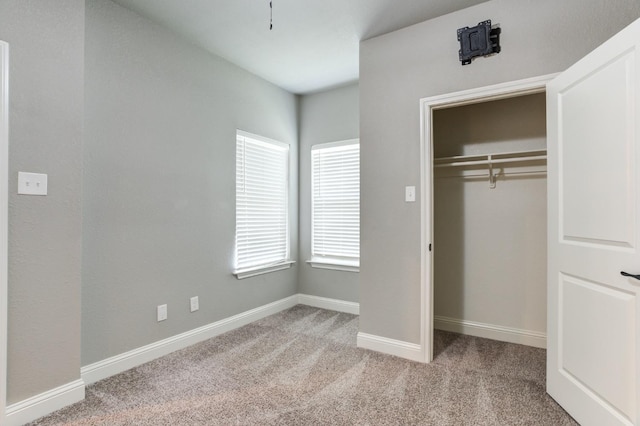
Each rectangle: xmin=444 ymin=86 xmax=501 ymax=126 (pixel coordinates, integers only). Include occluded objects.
xmin=420 ymin=74 xmax=557 ymax=363
xmin=432 ymin=92 xmax=547 ymax=358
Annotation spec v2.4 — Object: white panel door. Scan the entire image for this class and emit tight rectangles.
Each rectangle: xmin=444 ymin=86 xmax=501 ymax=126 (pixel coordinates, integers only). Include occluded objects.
xmin=547 ymin=18 xmax=640 ymax=426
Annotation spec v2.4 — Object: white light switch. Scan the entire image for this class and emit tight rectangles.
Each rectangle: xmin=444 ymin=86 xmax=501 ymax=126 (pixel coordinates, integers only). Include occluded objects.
xmin=18 ymin=172 xmax=48 ymax=196
xmin=190 ymin=296 xmax=199 ymax=312
xmin=157 ymin=304 xmax=167 ymax=322
xmin=405 ymin=186 xmax=416 ymax=202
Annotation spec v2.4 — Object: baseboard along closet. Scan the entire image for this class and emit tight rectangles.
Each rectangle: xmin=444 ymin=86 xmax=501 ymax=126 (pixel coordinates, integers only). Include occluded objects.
xmin=432 ymin=92 xmax=547 ymax=348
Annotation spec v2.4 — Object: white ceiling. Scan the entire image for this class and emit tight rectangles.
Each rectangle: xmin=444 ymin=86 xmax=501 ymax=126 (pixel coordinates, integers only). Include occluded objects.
xmin=112 ymin=0 xmax=489 ymax=94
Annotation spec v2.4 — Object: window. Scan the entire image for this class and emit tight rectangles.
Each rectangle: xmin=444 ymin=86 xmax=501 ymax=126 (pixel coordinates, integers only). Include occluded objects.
xmin=309 ymin=140 xmax=360 ymax=272
xmin=235 ymin=130 xmax=292 ymax=279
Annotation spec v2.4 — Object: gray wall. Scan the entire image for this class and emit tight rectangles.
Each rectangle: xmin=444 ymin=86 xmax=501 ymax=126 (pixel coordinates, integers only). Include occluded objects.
xmin=298 ymin=83 xmax=359 ymax=302
xmin=82 ymin=0 xmax=299 ymax=365
xmin=0 ymin=0 xmax=84 ymax=404
xmin=359 ymin=0 xmax=640 ymax=343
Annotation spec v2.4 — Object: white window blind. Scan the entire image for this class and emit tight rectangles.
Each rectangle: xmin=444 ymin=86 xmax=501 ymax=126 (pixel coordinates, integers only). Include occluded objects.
xmin=235 ymin=131 xmax=290 ymax=277
xmin=311 ymin=140 xmax=360 ymax=268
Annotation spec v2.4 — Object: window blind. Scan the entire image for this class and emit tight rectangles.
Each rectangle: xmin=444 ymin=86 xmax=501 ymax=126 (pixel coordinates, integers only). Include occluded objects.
xmin=311 ymin=140 xmax=360 ymax=264
xmin=235 ymin=131 xmax=289 ymax=273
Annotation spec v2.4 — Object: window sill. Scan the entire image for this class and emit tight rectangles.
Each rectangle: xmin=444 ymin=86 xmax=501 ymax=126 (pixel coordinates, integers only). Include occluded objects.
xmin=306 ymin=258 xmax=359 ymax=273
xmin=234 ymin=261 xmax=295 ymax=280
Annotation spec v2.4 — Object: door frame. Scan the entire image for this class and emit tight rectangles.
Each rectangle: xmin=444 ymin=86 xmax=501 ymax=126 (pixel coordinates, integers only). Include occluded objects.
xmin=0 ymin=40 xmax=8 ymax=423
xmin=418 ymin=73 xmax=558 ymax=362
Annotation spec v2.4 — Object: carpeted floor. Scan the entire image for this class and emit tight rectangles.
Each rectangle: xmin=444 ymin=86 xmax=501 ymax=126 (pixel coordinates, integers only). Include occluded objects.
xmin=30 ymin=305 xmax=576 ymax=425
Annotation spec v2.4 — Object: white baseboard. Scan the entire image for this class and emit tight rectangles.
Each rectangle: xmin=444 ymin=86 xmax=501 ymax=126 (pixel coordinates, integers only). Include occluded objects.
xmin=434 ymin=316 xmax=547 ymax=348
xmin=297 ymin=294 xmax=360 ymax=315
xmin=81 ymin=295 xmax=299 ymax=385
xmin=5 ymin=379 xmax=85 ymax=426
xmin=357 ymin=332 xmax=424 ymax=362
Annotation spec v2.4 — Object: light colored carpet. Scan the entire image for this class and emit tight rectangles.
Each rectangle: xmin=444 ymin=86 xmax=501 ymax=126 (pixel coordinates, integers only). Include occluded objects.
xmin=30 ymin=305 xmax=576 ymax=425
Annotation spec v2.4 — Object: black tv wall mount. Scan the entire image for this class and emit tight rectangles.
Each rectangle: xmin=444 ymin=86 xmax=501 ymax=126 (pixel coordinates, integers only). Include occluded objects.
xmin=457 ymin=20 xmax=501 ymax=65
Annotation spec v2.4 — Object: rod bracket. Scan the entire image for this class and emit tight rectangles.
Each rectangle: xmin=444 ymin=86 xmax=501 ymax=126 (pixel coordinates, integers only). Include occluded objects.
xmin=488 ymin=155 xmax=497 ymax=189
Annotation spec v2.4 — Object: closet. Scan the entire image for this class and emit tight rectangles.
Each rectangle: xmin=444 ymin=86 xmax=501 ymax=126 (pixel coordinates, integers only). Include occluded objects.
xmin=431 ymin=92 xmax=547 ymax=348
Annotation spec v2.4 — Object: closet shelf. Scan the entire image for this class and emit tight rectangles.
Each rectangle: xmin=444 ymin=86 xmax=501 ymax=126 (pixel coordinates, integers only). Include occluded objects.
xmin=433 ymin=149 xmax=547 ymax=168
xmin=433 ymin=149 xmax=547 ymax=189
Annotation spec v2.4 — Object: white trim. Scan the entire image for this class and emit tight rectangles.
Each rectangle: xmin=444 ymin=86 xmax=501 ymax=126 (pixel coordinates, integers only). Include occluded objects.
xmin=434 ymin=316 xmax=547 ymax=349
xmin=306 ymin=259 xmax=359 ymax=273
xmin=422 ymin=73 xmax=559 ymax=108
xmin=4 ymin=380 xmax=85 ymax=426
xmin=234 ymin=261 xmax=295 ymax=280
xmin=418 ymin=74 xmax=433 ymax=364
xmin=81 ymin=295 xmax=299 ymax=385
xmin=356 ymin=332 xmax=424 ymax=362
xmin=0 ymin=41 xmax=9 ymax=426
xmin=297 ymin=294 xmax=360 ymax=315
xmin=419 ymin=73 xmax=559 ymax=363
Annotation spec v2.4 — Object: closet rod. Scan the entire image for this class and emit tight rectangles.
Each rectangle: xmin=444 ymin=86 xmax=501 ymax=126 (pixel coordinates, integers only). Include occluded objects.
xmin=433 ymin=155 xmax=546 ymax=168
xmin=435 ymin=169 xmax=547 ymax=179
xmin=433 ymin=149 xmax=547 ymax=189
xmin=434 ymin=149 xmax=546 ymax=165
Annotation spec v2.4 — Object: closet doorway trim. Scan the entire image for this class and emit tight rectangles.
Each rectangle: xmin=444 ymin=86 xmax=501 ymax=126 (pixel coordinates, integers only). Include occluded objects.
xmin=418 ymin=73 xmax=558 ymax=363
xmin=0 ymin=40 xmax=8 ymax=424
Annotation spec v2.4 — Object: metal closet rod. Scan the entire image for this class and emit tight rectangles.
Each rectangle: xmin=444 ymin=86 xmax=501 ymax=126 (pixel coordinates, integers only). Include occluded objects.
xmin=433 ymin=149 xmax=547 ymax=189
xmin=433 ymin=149 xmax=547 ymax=168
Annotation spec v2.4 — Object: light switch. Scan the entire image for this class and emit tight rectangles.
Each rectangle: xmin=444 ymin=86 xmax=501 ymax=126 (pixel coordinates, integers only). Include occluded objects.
xmin=190 ymin=296 xmax=199 ymax=312
xmin=405 ymin=186 xmax=416 ymax=202
xmin=157 ymin=304 xmax=167 ymax=322
xmin=18 ymin=172 xmax=48 ymax=196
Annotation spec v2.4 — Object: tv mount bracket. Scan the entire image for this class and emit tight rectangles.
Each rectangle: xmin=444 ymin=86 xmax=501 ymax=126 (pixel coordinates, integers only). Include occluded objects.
xmin=457 ymin=20 xmax=501 ymax=65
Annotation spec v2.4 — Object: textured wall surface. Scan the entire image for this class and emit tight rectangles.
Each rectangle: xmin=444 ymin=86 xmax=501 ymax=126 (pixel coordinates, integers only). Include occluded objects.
xmin=83 ymin=0 xmax=298 ymax=365
xmin=359 ymin=0 xmax=640 ymax=343
xmin=298 ymin=83 xmax=360 ymax=302
xmin=0 ymin=0 xmax=84 ymax=404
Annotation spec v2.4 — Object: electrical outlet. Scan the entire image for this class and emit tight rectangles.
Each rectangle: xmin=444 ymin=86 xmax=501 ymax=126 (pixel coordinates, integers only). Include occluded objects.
xmin=405 ymin=186 xmax=416 ymax=202
xmin=18 ymin=172 xmax=48 ymax=195
xmin=157 ymin=304 xmax=167 ymax=321
xmin=190 ymin=296 xmax=199 ymax=312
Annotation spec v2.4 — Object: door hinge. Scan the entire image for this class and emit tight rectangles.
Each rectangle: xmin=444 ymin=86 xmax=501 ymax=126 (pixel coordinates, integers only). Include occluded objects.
xmin=429 ymin=243 xmax=432 ymax=252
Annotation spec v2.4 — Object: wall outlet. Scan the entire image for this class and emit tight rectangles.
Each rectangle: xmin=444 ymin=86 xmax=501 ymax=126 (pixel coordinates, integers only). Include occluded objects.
xmin=157 ymin=304 xmax=167 ymax=321
xmin=18 ymin=172 xmax=48 ymax=195
xmin=190 ymin=296 xmax=199 ymax=312
xmin=405 ymin=185 xmax=416 ymax=202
